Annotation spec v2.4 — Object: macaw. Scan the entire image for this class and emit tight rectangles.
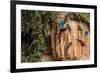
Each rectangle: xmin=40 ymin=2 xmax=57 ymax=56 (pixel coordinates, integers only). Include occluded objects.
xmin=85 ymin=31 xmax=88 ymax=36
xmin=76 ymin=39 xmax=85 ymax=47
xmin=59 ymin=20 xmax=64 ymax=29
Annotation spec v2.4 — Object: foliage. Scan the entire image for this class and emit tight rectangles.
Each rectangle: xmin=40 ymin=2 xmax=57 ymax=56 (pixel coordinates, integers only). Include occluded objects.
xmin=79 ymin=13 xmax=90 ymax=22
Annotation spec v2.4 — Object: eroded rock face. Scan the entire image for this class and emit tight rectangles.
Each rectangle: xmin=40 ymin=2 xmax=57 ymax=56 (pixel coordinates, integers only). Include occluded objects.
xmin=52 ymin=20 xmax=90 ymax=60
